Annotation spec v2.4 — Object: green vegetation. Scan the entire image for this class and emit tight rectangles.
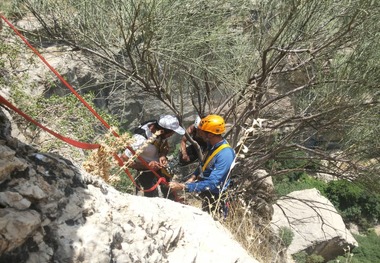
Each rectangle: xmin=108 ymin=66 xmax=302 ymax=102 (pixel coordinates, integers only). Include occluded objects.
xmin=0 ymin=36 xmax=20 ymax=75
xmin=2 ymin=0 xmax=380 ymax=262
xmin=274 ymin=173 xmax=327 ymax=197
xmin=111 ymin=168 xmax=137 ymax=193
xmin=293 ymin=252 xmax=325 ymax=263
xmin=267 ymin=150 xmax=312 ymax=181
xmin=327 ymin=230 xmax=380 ymax=263
xmin=0 ymin=1 xmax=13 ymax=16
xmin=8 ymin=84 xmax=120 ymax=164
xmin=274 ymin=170 xmax=380 ymax=231
xmin=11 ymin=90 xmax=118 ymax=143
xmin=325 ymin=180 xmax=380 ymax=230
xmin=278 ymin=226 xmax=294 ymax=248
xmin=351 ymin=230 xmax=380 ymax=263
xmin=268 ymin=149 xmax=380 ymax=231
xmin=267 ymin=150 xmax=325 ymax=196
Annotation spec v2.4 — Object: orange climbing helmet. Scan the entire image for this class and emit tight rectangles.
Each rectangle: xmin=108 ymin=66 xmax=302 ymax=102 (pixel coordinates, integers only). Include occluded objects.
xmin=198 ymin=115 xmax=226 ymax=134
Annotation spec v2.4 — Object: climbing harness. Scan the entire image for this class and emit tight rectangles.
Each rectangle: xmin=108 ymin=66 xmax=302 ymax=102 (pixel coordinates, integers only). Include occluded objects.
xmin=202 ymin=143 xmax=231 ymax=171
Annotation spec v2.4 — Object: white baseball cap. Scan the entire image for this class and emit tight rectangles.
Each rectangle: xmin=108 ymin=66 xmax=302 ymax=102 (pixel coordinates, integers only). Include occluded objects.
xmin=158 ymin=115 xmax=185 ymax=135
xmin=194 ymin=116 xmax=201 ymax=129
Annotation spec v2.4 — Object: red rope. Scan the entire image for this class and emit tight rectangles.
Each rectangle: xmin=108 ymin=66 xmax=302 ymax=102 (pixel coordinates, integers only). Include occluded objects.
xmin=113 ymin=153 xmax=168 ymax=192
xmin=0 ymin=15 xmax=115 ymax=135
xmin=0 ymin=95 xmax=165 ymax=194
xmin=0 ymin=95 xmax=100 ymax=149
xmin=1 ymin=15 xmax=178 ymax=198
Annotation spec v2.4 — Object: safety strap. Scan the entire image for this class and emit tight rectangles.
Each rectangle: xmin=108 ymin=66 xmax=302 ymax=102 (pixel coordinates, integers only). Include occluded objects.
xmin=202 ymin=143 xmax=231 ymax=171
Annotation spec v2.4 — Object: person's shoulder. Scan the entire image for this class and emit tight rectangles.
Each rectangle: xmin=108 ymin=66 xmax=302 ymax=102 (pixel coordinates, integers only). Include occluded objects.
xmin=221 ymin=142 xmax=235 ymax=156
xmin=187 ymin=124 xmax=195 ymax=132
xmin=132 ymin=133 xmax=148 ymax=142
xmin=130 ymin=133 xmax=149 ymax=149
xmin=133 ymin=125 xmax=150 ymax=138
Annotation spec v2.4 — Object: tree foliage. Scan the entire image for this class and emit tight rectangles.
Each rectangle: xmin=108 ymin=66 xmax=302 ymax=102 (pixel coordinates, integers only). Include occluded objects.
xmin=9 ymin=0 xmax=380 ymax=195
xmin=2 ymin=1 xmax=379 ymax=261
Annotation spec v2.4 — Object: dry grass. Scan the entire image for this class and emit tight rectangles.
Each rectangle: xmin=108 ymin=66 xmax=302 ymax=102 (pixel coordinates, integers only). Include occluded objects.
xmin=83 ymin=146 xmax=112 ymax=181
xmin=222 ymin=203 xmax=282 ymax=263
xmin=178 ymin=190 xmax=285 ymax=263
xmin=83 ymin=128 xmax=135 ymax=183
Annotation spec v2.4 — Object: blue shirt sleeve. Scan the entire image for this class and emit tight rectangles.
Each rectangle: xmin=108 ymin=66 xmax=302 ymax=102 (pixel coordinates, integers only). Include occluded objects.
xmin=186 ymin=147 xmax=235 ymax=193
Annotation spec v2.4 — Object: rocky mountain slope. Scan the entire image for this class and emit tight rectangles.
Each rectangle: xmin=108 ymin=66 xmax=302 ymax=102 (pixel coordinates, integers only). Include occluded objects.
xmin=0 ymin=108 xmax=258 ymax=263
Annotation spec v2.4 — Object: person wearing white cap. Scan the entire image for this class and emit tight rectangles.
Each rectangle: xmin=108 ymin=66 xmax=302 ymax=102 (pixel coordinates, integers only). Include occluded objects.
xmin=121 ymin=115 xmax=185 ymax=199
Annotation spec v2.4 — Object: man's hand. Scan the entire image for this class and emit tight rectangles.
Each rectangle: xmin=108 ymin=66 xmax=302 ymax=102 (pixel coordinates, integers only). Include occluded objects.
xmin=169 ymin=182 xmax=185 ymax=191
xmin=148 ymin=161 xmax=162 ymax=171
xmin=181 ymin=153 xmax=190 ymax=162
xmin=159 ymin=156 xmax=168 ymax=167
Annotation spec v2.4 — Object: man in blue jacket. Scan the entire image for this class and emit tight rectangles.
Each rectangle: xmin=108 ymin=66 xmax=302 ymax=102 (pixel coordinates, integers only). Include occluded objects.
xmin=169 ymin=115 xmax=236 ymax=215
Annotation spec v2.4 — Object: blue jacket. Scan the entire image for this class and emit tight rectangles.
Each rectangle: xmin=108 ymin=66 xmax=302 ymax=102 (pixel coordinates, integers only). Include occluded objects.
xmin=186 ymin=139 xmax=235 ymax=194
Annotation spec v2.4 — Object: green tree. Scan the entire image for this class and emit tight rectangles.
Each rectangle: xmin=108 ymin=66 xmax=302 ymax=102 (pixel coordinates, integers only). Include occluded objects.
xmin=7 ymin=0 xmax=378 ymax=211
xmin=14 ymin=0 xmax=378 ymax=168
xmin=3 ymin=0 xmax=380 ymax=260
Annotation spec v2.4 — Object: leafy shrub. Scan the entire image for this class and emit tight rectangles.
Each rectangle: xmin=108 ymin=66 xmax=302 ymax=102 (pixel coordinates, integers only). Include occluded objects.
xmin=0 ymin=38 xmax=20 ymax=75
xmin=351 ymin=230 xmax=380 ymax=263
xmin=275 ymin=175 xmax=380 ymax=230
xmin=293 ymin=251 xmax=308 ymax=263
xmin=112 ymin=169 xmax=136 ymax=193
xmin=328 ymin=230 xmax=380 ymax=263
xmin=267 ymin=150 xmax=323 ymax=196
xmin=278 ymin=226 xmax=294 ymax=247
xmin=293 ymin=252 xmax=325 ymax=263
xmin=267 ymin=150 xmax=311 ymax=182
xmin=274 ymin=173 xmax=327 ymax=196
xmin=267 ymin=148 xmax=379 ymax=231
xmin=11 ymin=90 xmax=118 ymax=144
xmin=325 ymin=180 xmax=380 ymax=229
xmin=306 ymin=254 xmax=325 ymax=263
xmin=0 ymin=1 xmax=14 ymax=17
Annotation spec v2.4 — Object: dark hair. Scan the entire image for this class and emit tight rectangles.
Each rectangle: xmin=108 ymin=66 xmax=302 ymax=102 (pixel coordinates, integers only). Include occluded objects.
xmin=156 ymin=124 xmax=173 ymax=134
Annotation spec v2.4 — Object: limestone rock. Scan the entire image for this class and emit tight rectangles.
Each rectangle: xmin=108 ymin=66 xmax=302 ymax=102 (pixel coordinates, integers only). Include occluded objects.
xmin=0 ymin=208 xmax=41 ymax=254
xmin=271 ymin=188 xmax=358 ymax=261
xmin=0 ymin=191 xmax=31 ymax=210
xmin=0 ymin=108 xmax=258 ymax=263
xmin=0 ymin=144 xmax=28 ymax=184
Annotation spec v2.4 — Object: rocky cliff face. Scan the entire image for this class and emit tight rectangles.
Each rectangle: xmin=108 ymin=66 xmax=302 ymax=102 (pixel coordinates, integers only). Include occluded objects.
xmin=0 ymin=108 xmax=258 ymax=263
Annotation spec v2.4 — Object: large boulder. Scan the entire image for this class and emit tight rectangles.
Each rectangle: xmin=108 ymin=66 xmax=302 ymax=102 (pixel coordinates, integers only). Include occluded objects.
xmin=271 ymin=188 xmax=358 ymax=261
xmin=0 ymin=108 xmax=258 ymax=263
